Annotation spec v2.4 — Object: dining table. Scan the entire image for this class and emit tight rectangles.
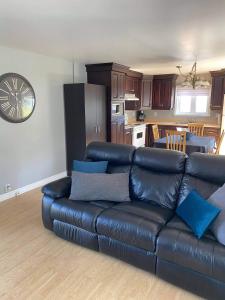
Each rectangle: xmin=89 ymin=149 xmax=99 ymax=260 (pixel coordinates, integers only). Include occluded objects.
xmin=153 ymin=135 xmax=216 ymax=155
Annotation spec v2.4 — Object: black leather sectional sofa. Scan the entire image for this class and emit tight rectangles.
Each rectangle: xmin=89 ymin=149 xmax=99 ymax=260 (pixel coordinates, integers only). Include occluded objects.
xmin=42 ymin=142 xmax=225 ymax=299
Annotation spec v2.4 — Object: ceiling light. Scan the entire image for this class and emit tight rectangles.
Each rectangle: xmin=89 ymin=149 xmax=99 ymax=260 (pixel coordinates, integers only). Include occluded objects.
xmin=176 ymin=62 xmax=210 ymax=89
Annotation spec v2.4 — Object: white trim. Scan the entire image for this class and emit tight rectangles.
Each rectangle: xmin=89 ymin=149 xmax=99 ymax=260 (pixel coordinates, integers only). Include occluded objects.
xmin=0 ymin=171 xmax=67 ymax=203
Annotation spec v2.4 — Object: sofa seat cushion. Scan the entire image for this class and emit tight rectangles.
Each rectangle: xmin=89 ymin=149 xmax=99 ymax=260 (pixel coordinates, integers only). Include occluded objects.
xmin=50 ymin=198 xmax=116 ymax=233
xmin=96 ymin=201 xmax=174 ymax=252
xmin=157 ymin=227 xmax=225 ymax=283
xmin=167 ymin=216 xmax=216 ymax=240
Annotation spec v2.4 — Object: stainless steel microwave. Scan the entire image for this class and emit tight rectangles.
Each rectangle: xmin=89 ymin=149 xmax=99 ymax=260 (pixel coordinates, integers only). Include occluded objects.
xmin=112 ymin=101 xmax=124 ymax=116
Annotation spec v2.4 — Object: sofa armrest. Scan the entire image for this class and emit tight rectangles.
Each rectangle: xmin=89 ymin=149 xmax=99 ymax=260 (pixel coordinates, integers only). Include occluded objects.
xmin=42 ymin=177 xmax=72 ymax=199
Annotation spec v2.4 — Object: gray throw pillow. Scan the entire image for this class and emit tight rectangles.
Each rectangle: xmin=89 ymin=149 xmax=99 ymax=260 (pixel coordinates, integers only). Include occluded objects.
xmin=208 ymin=183 xmax=225 ymax=246
xmin=69 ymin=171 xmax=131 ymax=202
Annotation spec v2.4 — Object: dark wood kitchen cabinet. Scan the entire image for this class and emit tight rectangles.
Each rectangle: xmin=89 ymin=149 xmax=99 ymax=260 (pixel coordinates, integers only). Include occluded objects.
xmin=64 ymin=83 xmax=106 ymax=174
xmin=210 ymin=70 xmax=225 ymax=110
xmin=124 ymin=127 xmax=132 ymax=145
xmin=125 ymin=76 xmax=134 ymax=92
xmin=152 ymin=74 xmax=177 ymax=110
xmin=141 ymin=76 xmax=153 ymax=108
xmin=125 ymin=76 xmax=142 ymax=110
xmin=111 ymin=115 xmax=125 ymax=144
xmin=112 ymin=71 xmax=125 ymax=100
xmin=125 ymin=76 xmax=141 ymax=96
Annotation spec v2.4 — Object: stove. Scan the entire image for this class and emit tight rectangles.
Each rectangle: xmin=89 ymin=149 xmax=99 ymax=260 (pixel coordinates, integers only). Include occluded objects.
xmin=132 ymin=124 xmax=146 ymax=147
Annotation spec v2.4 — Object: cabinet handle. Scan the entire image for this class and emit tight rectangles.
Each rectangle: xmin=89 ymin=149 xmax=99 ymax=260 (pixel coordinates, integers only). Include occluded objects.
xmin=95 ymin=126 xmax=98 ymax=133
xmin=98 ymin=125 xmax=101 ymax=133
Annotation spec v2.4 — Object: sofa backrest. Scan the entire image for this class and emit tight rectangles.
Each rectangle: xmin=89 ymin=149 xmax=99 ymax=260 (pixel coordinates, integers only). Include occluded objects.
xmin=178 ymin=153 xmax=225 ymax=205
xmin=85 ymin=142 xmax=136 ymax=173
xmin=130 ymin=147 xmax=186 ymax=210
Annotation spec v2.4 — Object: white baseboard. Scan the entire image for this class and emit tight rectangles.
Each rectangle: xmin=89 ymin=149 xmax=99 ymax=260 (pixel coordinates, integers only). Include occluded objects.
xmin=0 ymin=171 xmax=67 ymax=203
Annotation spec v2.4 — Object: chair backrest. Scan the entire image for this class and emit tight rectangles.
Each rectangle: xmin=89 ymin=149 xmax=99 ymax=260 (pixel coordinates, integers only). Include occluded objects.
xmin=188 ymin=123 xmax=204 ymax=136
xmin=216 ymin=130 xmax=225 ymax=155
xmin=166 ymin=130 xmax=186 ymax=153
xmin=152 ymin=124 xmax=160 ymax=140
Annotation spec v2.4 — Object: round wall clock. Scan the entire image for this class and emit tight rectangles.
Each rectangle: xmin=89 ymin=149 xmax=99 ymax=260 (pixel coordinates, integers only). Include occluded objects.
xmin=0 ymin=73 xmax=36 ymax=123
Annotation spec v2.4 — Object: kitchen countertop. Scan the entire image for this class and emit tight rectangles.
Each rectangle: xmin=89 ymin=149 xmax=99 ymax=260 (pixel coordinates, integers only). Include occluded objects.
xmin=126 ymin=120 xmax=220 ymax=129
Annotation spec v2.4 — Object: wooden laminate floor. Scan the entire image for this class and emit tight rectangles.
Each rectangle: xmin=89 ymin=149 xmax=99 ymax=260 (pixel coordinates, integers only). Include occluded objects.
xmin=0 ymin=189 xmax=202 ymax=300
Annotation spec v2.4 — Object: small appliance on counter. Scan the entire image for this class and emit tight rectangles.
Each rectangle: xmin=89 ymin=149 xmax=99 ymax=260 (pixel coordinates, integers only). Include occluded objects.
xmin=136 ymin=110 xmax=145 ymax=122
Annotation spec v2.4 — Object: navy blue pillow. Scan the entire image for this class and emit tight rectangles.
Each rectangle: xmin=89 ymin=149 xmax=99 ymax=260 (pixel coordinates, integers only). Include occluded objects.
xmin=176 ymin=190 xmax=221 ymax=239
xmin=186 ymin=132 xmax=194 ymax=140
xmin=72 ymin=160 xmax=108 ymax=173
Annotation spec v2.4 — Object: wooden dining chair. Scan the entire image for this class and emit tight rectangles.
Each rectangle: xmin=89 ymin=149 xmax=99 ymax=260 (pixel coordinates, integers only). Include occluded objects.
xmin=215 ymin=130 xmax=225 ymax=155
xmin=152 ymin=124 xmax=160 ymax=141
xmin=166 ymin=130 xmax=187 ymax=153
xmin=188 ymin=123 xmax=204 ymax=136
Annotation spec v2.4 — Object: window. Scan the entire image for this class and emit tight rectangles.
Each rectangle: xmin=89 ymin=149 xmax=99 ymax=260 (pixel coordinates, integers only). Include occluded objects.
xmin=175 ymin=88 xmax=210 ymax=116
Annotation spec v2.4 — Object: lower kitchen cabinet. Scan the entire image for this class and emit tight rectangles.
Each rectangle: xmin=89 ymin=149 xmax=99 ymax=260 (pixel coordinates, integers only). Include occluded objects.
xmin=124 ymin=127 xmax=133 ymax=145
xmin=111 ymin=115 xmax=125 ymax=144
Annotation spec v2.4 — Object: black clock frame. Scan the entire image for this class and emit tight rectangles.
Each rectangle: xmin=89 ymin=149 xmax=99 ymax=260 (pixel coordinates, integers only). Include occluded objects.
xmin=0 ymin=72 xmax=36 ymax=123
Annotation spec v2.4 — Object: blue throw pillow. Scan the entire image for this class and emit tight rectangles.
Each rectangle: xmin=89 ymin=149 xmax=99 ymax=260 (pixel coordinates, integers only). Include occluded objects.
xmin=176 ymin=190 xmax=221 ymax=239
xmin=72 ymin=160 xmax=108 ymax=173
xmin=186 ymin=132 xmax=194 ymax=140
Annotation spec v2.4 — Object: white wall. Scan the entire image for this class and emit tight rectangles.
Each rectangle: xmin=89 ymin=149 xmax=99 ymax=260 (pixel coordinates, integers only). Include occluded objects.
xmin=0 ymin=46 xmax=86 ymax=195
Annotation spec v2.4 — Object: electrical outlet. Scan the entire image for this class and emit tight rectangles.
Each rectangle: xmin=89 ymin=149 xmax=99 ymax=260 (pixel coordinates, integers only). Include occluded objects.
xmin=154 ymin=112 xmax=158 ymax=117
xmin=5 ymin=184 xmax=11 ymax=193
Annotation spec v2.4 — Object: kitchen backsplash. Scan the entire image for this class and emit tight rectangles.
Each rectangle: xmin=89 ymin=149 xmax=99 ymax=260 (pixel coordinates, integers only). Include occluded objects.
xmin=125 ymin=109 xmax=221 ymax=125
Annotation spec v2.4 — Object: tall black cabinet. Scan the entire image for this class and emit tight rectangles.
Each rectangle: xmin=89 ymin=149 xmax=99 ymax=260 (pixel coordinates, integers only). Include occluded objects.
xmin=64 ymin=83 xmax=106 ymax=174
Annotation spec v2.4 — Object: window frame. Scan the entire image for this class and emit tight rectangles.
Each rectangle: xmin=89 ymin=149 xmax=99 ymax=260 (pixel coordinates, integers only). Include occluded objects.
xmin=174 ymin=87 xmax=211 ymax=116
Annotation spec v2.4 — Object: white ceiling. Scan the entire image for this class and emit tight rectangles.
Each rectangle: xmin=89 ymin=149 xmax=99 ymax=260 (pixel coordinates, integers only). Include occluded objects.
xmin=1 ymin=0 xmax=225 ymax=74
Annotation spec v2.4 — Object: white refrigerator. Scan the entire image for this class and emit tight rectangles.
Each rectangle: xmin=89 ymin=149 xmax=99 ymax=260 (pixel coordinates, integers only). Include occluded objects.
xmin=220 ymin=96 xmax=225 ymax=154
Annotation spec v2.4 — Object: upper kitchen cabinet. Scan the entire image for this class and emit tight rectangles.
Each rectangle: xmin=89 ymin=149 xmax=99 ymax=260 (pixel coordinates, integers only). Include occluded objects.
xmin=112 ymin=71 xmax=125 ymax=100
xmin=210 ymin=70 xmax=225 ymax=110
xmin=124 ymin=71 xmax=142 ymax=110
xmin=141 ymin=76 xmax=153 ymax=108
xmin=125 ymin=75 xmax=141 ymax=97
xmin=152 ymin=74 xmax=177 ymax=110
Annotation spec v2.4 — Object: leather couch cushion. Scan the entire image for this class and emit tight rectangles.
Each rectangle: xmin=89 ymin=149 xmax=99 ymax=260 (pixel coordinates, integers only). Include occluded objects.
xmin=185 ymin=153 xmax=225 ymax=185
xmin=178 ymin=153 xmax=225 ymax=205
xmin=42 ymin=177 xmax=71 ymax=199
xmin=96 ymin=201 xmax=174 ymax=252
xmin=157 ymin=227 xmax=225 ymax=283
xmin=50 ymin=198 xmax=116 ymax=233
xmin=178 ymin=175 xmax=221 ymax=205
xmin=131 ymin=148 xmax=186 ymax=209
xmin=85 ymin=141 xmax=135 ymax=174
xmin=133 ymin=147 xmax=186 ymax=174
xmin=131 ymin=166 xmax=183 ymax=209
xmin=167 ymin=216 xmax=216 ymax=240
